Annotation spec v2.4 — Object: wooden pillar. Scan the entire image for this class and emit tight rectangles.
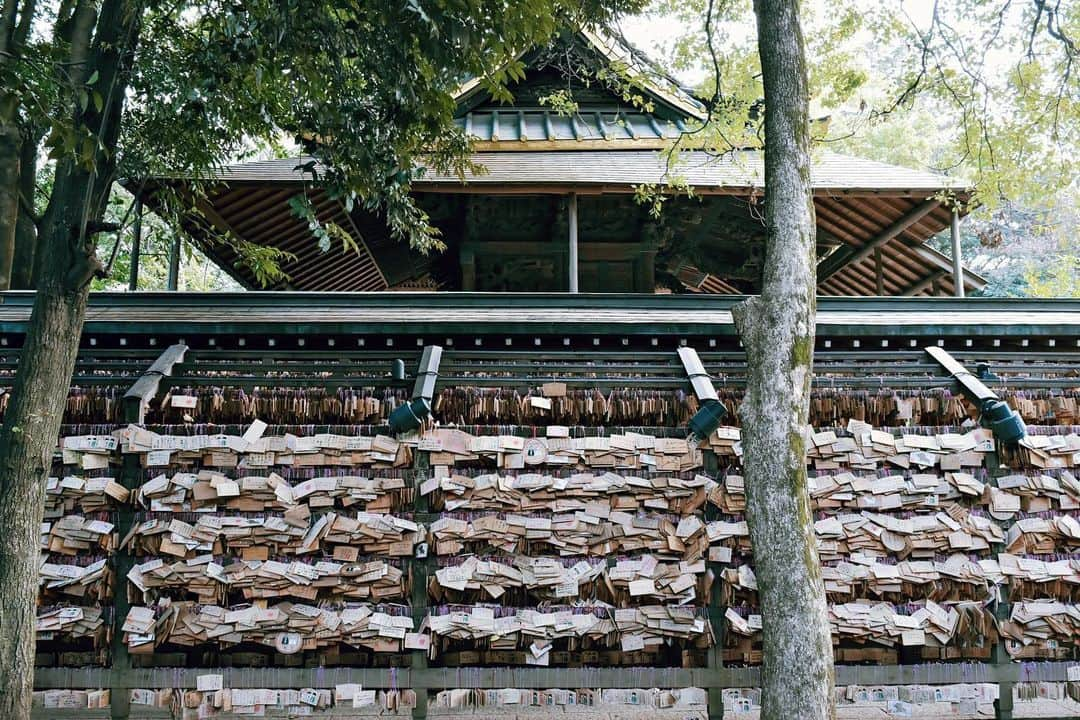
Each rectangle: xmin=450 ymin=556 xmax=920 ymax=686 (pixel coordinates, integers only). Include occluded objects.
xmin=950 ymin=209 xmax=965 ymax=298
xmin=108 ymin=394 xmax=142 ymax=720
xmin=704 ymin=449 xmax=724 ymax=720
xmin=109 ymin=345 xmax=187 ymax=717
xmin=460 ymin=247 xmax=476 ymax=291
xmin=568 ymin=193 xmax=578 ymax=293
xmin=411 ymin=450 xmax=431 ymax=720
xmin=128 ymin=197 xmax=142 ymax=292
xmin=985 ymin=439 xmax=1013 ymax=720
xmin=166 ymin=234 xmax=180 ymax=291
xmin=994 ymin=683 xmax=1014 ymax=720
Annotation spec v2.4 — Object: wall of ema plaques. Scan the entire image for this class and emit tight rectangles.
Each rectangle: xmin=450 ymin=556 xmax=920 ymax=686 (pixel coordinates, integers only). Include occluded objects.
xmin=35 ymin=387 xmax=1080 ymax=715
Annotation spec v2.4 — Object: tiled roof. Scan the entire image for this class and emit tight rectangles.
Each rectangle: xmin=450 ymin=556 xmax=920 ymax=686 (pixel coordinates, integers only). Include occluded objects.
xmin=212 ymin=150 xmax=970 ymax=194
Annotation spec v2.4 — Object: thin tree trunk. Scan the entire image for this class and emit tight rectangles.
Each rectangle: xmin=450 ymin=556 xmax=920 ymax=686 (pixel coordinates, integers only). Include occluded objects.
xmin=730 ymin=1 xmax=835 ymax=719
xmin=12 ymin=135 xmax=38 ymax=289
xmin=0 ymin=0 xmax=17 ymax=53
xmin=0 ymin=0 xmax=36 ymax=290
xmin=0 ymin=120 xmax=19 ymax=290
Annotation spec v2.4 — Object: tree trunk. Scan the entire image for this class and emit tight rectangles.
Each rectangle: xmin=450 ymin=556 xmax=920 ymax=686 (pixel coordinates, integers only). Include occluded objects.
xmin=0 ymin=276 xmax=88 ymax=720
xmin=0 ymin=119 xmax=19 ymax=291
xmin=730 ymin=1 xmax=835 ymax=719
xmin=0 ymin=0 xmax=140 ymax=714
xmin=11 ymin=135 xmax=38 ymax=289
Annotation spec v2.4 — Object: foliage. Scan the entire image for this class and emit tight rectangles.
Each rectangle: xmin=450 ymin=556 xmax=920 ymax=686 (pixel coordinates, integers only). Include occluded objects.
xmin=1024 ymin=254 xmax=1080 ymax=298
xmin=622 ymin=0 xmax=1078 ymax=296
xmin=116 ymin=0 xmax=645 ymax=257
xmin=4 ymin=0 xmax=647 ymax=290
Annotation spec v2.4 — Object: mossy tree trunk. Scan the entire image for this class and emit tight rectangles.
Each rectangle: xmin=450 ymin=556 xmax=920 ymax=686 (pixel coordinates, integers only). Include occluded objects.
xmin=730 ymin=0 xmax=835 ymax=718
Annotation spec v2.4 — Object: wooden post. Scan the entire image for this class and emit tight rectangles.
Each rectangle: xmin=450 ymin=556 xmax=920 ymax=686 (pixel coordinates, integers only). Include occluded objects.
xmin=110 ymin=344 xmax=187 ymax=719
xmin=950 ymin=209 xmax=965 ymax=298
xmin=166 ymin=234 xmax=180 ymax=291
xmin=411 ymin=450 xmax=431 ymax=720
xmin=460 ymin=247 xmax=476 ymax=291
xmin=568 ymin=193 xmax=578 ymax=293
xmin=128 ymin=197 xmax=141 ymax=292
xmin=704 ymin=448 xmax=724 ymax=720
xmin=985 ymin=442 xmax=1013 ymax=720
xmin=108 ymin=395 xmax=142 ymax=720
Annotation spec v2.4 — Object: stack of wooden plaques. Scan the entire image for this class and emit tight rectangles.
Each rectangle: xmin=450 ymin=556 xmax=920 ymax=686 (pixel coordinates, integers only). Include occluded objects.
xmin=40 ymin=557 xmax=110 ymax=604
xmin=60 ymin=434 xmax=119 ymax=472
xmin=416 ymin=429 xmax=702 ymax=473
xmin=708 ymin=424 xmax=993 ymax=472
xmin=424 ymin=471 xmax=715 ymax=514
xmin=711 ymin=470 xmax=993 ymax=515
xmin=723 ymin=556 xmax=997 ymax=605
xmin=129 ymin=683 xmax=416 ymax=714
xmin=813 ymin=509 xmax=1003 ymax=562
xmin=1001 ymin=601 xmax=1080 ymax=658
xmin=123 ymin=511 xmax=424 ymax=560
xmin=429 ymin=511 xmax=711 ymax=561
xmin=44 ymin=475 xmax=128 ymax=517
xmin=136 ymin=471 xmax=411 ymax=513
xmin=1013 ymin=434 xmax=1080 ymax=470
xmin=429 ymin=554 xmax=711 ymax=606
xmin=122 ymin=600 xmax=416 ymax=655
xmin=128 ymin=556 xmax=408 ymax=604
xmin=42 ymin=514 xmax=116 ymax=556
xmin=1004 ymin=516 xmax=1080 ymax=554
xmin=725 ymin=600 xmax=995 ymax=664
xmin=430 ymin=556 xmax=605 ymax=603
xmin=31 ymin=690 xmax=110 ymax=712
xmin=994 ymin=472 xmax=1080 ymax=512
xmin=426 ymin=605 xmax=710 ymax=666
xmin=120 ymin=424 xmax=412 ymax=470
xmin=36 ymin=605 xmax=109 ymax=664
xmin=994 ymin=554 xmax=1080 ymax=601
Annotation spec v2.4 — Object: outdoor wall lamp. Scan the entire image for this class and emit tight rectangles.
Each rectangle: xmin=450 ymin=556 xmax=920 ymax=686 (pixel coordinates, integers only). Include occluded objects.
xmin=388 ymin=345 xmax=443 ymax=434
xmin=678 ymin=346 xmax=728 ymax=443
xmin=925 ymin=346 xmax=1026 ymax=444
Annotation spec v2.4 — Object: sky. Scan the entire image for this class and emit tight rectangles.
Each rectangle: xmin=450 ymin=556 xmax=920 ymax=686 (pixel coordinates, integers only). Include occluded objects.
xmin=618 ymin=0 xmax=942 ymax=85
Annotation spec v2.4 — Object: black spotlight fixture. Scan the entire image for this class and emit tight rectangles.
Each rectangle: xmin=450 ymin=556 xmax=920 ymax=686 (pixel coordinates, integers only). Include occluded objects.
xmin=678 ymin=346 xmax=728 ymax=444
xmin=388 ymin=345 xmax=443 ymax=435
xmin=925 ymin=346 xmax=1026 ymax=444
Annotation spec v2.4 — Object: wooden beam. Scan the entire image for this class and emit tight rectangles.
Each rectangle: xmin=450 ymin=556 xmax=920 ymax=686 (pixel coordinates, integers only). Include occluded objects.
xmin=901 ymin=269 xmax=948 ymax=296
xmin=817 ymin=198 xmax=940 ymax=282
xmin=849 ymin=198 xmax=941 ymax=264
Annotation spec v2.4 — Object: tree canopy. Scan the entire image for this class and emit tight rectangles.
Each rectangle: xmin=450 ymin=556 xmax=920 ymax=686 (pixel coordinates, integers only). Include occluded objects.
xmin=619 ymin=0 xmax=1078 ymax=296
xmin=2 ymin=0 xmax=647 ymax=287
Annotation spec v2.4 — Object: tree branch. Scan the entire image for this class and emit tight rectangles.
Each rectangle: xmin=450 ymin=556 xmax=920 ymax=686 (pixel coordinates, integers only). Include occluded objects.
xmin=17 ymin=188 xmax=38 ymax=227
